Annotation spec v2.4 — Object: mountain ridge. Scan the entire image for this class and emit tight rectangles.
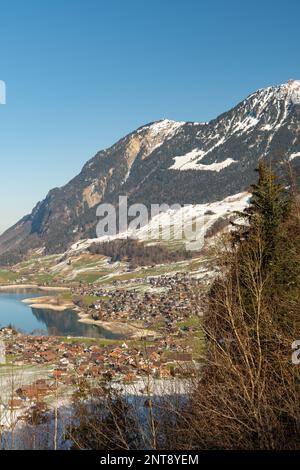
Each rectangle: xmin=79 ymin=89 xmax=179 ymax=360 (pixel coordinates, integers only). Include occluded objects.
xmin=1 ymin=80 xmax=300 ymax=264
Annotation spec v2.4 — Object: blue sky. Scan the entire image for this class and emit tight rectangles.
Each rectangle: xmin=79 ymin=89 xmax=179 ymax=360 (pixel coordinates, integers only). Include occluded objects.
xmin=0 ymin=0 xmax=299 ymax=233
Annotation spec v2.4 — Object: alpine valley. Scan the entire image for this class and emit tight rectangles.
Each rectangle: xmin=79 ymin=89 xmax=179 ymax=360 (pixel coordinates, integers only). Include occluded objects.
xmin=1 ymin=81 xmax=300 ymax=449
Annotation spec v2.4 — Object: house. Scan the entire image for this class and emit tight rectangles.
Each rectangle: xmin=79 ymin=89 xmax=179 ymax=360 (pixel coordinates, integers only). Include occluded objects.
xmin=8 ymin=398 xmax=24 ymax=410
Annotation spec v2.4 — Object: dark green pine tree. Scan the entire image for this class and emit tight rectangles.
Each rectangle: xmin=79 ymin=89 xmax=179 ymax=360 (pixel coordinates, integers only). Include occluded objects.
xmin=235 ymin=159 xmax=289 ymax=271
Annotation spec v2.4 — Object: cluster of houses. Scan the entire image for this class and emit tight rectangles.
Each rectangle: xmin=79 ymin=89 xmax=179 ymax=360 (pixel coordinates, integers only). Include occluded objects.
xmin=74 ymin=273 xmax=204 ymax=333
xmin=0 ymin=326 xmax=196 ymax=411
xmin=0 ymin=272 xmax=206 ymax=422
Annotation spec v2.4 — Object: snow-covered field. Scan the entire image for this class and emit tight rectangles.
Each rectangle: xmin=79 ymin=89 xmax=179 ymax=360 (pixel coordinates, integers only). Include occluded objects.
xmin=68 ymin=191 xmax=250 ymax=255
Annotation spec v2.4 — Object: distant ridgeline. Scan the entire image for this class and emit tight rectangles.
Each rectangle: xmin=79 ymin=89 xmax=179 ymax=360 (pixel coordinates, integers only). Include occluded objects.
xmin=1 ymin=80 xmax=300 ymax=264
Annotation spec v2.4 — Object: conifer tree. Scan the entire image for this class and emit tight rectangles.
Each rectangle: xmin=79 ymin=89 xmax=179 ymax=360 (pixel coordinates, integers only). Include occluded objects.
xmin=235 ymin=159 xmax=288 ymax=267
xmin=183 ymin=160 xmax=300 ymax=450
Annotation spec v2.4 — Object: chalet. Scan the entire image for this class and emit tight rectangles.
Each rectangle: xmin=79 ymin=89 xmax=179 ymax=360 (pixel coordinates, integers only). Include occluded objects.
xmin=8 ymin=399 xmax=24 ymax=410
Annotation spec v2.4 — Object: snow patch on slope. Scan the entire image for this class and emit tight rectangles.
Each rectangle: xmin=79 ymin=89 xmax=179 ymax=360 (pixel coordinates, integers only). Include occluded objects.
xmin=169 ymin=147 xmax=236 ymax=172
xmin=68 ymin=192 xmax=250 ymax=255
xmin=277 ymin=79 xmax=300 ymax=105
xmin=196 ymin=158 xmax=236 ymax=172
xmin=139 ymin=119 xmax=185 ymax=141
xmin=170 ymin=149 xmax=205 ymax=170
xmin=248 ymin=79 xmax=300 ymax=107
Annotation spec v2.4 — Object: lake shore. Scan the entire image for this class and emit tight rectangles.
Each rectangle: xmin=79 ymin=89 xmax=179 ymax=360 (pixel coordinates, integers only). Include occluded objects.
xmin=22 ymin=295 xmax=74 ymax=312
xmin=0 ymin=282 xmax=157 ymax=340
xmin=77 ymin=311 xmax=158 ymax=339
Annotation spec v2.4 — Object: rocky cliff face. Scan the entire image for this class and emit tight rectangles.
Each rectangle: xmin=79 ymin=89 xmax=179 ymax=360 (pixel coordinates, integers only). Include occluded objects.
xmin=1 ymin=80 xmax=300 ymax=264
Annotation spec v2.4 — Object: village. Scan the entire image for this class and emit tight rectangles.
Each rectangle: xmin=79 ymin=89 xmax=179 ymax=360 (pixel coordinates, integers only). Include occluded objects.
xmin=0 ymin=271 xmax=205 ymax=430
xmin=0 ymin=326 xmax=197 ymax=419
xmin=73 ymin=272 xmax=206 ymax=334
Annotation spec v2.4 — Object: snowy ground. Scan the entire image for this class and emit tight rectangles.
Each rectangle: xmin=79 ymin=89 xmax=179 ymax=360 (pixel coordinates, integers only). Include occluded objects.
xmin=68 ymin=191 xmax=250 ymax=255
xmin=0 ymin=364 xmax=53 ymax=427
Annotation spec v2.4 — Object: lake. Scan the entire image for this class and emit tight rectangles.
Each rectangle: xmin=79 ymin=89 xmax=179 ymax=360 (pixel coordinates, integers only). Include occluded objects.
xmin=0 ymin=289 xmax=123 ymax=339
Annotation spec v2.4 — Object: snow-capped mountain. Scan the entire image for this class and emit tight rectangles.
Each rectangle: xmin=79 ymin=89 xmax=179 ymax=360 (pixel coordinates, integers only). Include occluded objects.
xmin=170 ymin=79 xmax=300 ymax=171
xmin=1 ymin=80 xmax=300 ymax=264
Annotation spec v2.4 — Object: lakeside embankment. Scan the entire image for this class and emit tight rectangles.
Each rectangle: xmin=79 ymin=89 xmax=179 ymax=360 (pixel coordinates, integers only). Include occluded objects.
xmin=22 ymin=295 xmax=74 ymax=312
xmin=77 ymin=311 xmax=158 ymax=338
